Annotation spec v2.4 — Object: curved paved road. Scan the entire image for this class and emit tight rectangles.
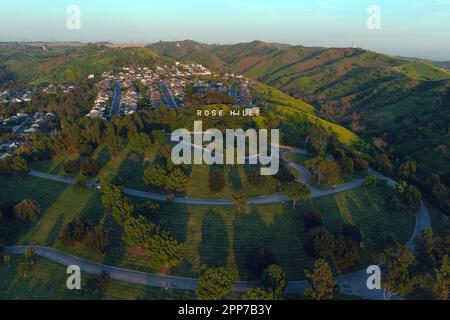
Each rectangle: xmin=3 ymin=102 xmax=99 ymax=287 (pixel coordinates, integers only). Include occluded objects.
xmin=18 ymin=146 xmax=431 ymax=299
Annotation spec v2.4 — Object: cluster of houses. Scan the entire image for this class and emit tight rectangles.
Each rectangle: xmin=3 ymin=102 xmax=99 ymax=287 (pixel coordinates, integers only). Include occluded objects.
xmin=0 ymin=111 xmax=56 ymax=159
xmin=86 ymin=62 xmax=255 ymax=119
xmin=0 ymin=90 xmax=32 ymax=105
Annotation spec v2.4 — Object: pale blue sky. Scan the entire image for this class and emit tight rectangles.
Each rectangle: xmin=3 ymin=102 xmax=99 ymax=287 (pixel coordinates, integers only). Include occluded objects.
xmin=1 ymin=0 xmax=449 ymax=60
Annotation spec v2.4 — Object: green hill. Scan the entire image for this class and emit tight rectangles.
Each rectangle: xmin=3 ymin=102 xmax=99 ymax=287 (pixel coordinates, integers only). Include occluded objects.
xmin=0 ymin=44 xmax=165 ymax=85
xmin=148 ymin=40 xmax=226 ymax=70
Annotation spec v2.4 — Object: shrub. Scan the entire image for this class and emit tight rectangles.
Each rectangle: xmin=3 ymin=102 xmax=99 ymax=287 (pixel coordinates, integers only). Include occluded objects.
xmin=14 ymin=199 xmax=40 ymax=222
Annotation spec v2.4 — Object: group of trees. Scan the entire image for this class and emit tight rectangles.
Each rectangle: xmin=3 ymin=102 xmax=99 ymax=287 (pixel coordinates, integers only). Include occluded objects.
xmin=389 ymin=181 xmax=422 ymax=214
xmin=142 ymin=144 xmax=190 ymax=194
xmin=61 ymin=218 xmax=111 ymax=254
xmin=123 ymin=215 xmax=184 ymax=270
xmin=304 ymin=259 xmax=337 ymax=300
xmin=0 ymin=156 xmax=29 ymax=176
xmin=374 ymin=229 xmax=449 ymax=300
xmin=144 ymin=165 xmax=189 ymax=194
xmin=303 ymin=210 xmax=362 ymax=273
xmin=100 ymin=175 xmax=184 ymax=271
xmin=63 ymin=158 xmax=101 ymax=177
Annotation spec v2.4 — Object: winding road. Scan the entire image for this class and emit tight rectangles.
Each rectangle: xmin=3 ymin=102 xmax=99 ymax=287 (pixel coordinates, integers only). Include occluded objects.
xmin=7 ymin=146 xmax=431 ymax=300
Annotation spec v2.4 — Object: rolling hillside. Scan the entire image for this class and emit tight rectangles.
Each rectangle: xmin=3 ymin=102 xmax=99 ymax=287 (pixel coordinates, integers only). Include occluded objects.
xmin=0 ymin=44 xmax=165 ymax=85
xmin=148 ymin=40 xmax=450 ymax=173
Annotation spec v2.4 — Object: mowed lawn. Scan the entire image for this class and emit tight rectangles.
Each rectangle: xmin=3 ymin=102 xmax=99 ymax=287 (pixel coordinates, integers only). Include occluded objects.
xmin=0 ymin=173 xmax=415 ymax=281
xmin=31 ymin=144 xmax=282 ymax=200
xmin=0 ymin=256 xmax=193 ymax=300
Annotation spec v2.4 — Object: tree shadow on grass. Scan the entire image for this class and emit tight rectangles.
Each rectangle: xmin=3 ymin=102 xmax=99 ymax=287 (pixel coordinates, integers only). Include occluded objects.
xmin=199 ymin=209 xmax=228 ymax=268
xmin=44 ymin=214 xmax=64 ymax=246
xmin=232 ymin=206 xmax=271 ymax=280
xmin=228 ymin=165 xmax=242 ymax=191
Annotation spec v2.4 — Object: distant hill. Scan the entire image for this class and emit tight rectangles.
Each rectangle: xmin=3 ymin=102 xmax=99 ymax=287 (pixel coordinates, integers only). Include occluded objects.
xmin=148 ymin=40 xmax=227 ymax=70
xmin=0 ymin=44 xmax=165 ymax=85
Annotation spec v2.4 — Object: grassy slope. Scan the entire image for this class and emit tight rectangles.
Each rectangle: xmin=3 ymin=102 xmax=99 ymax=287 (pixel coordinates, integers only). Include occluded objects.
xmin=252 ymin=81 xmax=360 ymax=145
xmin=0 ymin=173 xmax=415 ymax=281
xmin=1 ymin=44 xmax=163 ymax=85
xmin=0 ymin=256 xmax=193 ymax=300
xmin=148 ymin=40 xmax=226 ymax=70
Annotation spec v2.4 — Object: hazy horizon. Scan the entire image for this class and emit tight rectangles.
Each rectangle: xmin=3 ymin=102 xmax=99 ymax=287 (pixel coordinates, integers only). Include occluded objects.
xmin=1 ymin=0 xmax=449 ymax=61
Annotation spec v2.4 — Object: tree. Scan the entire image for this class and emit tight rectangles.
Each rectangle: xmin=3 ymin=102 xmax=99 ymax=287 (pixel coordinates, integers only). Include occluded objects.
xmin=105 ymin=125 xmax=123 ymax=159
xmin=209 ymin=170 xmax=225 ymax=193
xmin=0 ymin=159 xmax=12 ymax=175
xmin=233 ymin=192 xmax=247 ymax=212
xmin=61 ymin=218 xmax=92 ymax=247
xmin=399 ymin=161 xmax=417 ymax=178
xmin=63 ymin=159 xmax=80 ymax=174
xmin=152 ymin=130 xmax=167 ymax=145
xmin=14 ymin=200 xmax=40 ymax=222
xmin=86 ymin=226 xmax=111 ymax=254
xmin=354 ymin=158 xmax=369 ymax=171
xmin=305 ymin=157 xmax=340 ymax=187
xmin=196 ymin=267 xmax=233 ymax=300
xmin=383 ymin=245 xmax=415 ymax=297
xmin=246 ymin=247 xmax=277 ymax=279
xmin=143 ymin=166 xmax=168 ymax=189
xmin=100 ymin=175 xmax=134 ymax=225
xmin=429 ymin=256 xmax=450 ymax=300
xmin=374 ymin=154 xmax=393 ymax=174
xmin=129 ymin=132 xmax=152 ymax=156
xmin=8 ymin=156 xmax=29 ymax=174
xmin=78 ymin=144 xmax=94 ymax=157
xmin=414 ymin=229 xmax=436 ymax=273
xmin=280 ymin=182 xmax=310 ymax=208
xmin=303 ymin=210 xmax=323 ymax=230
xmin=241 ymin=288 xmax=277 ymax=300
xmin=304 ymin=259 xmax=337 ymax=300
xmin=165 ymin=168 xmax=189 ymax=193
xmin=338 ymin=157 xmax=354 ymax=175
xmin=390 ymin=181 xmax=422 ymax=214
xmin=80 ymin=158 xmax=101 ymax=177
xmin=262 ymin=265 xmax=286 ymax=297
xmin=309 ymin=125 xmax=329 ymax=155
